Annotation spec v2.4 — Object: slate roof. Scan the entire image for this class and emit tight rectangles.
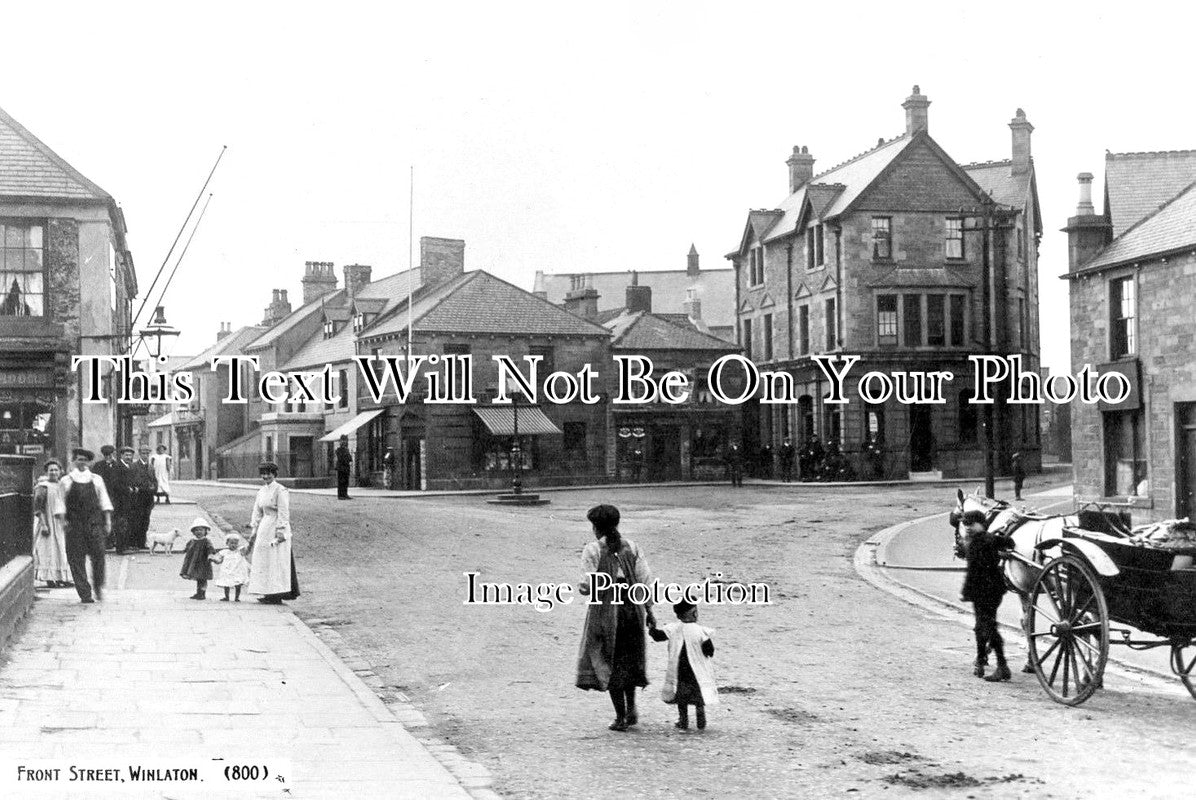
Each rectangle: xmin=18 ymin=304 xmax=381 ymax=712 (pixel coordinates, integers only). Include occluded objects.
xmin=0 ymin=105 xmax=111 ymax=201
xmin=535 ymin=268 xmax=736 ymax=329
xmin=604 ymin=310 xmax=738 ymax=351
xmin=962 ymin=159 xmax=1040 ymax=234
xmin=244 ymin=291 xmax=345 ymax=352
xmin=761 ymin=135 xmax=913 ymax=244
xmin=179 ymin=325 xmax=267 ymax=371
xmin=281 ymin=268 xmax=421 ymax=370
xmin=363 ymin=271 xmax=610 ymax=340
xmin=1104 ymin=150 xmax=1196 ymax=238
xmin=1081 ymin=179 xmax=1196 ymax=272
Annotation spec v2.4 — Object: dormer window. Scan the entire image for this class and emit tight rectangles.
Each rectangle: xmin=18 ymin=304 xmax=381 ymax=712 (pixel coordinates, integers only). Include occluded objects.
xmin=323 ymin=319 xmax=334 ymax=339
xmin=353 ymin=312 xmax=366 ymax=333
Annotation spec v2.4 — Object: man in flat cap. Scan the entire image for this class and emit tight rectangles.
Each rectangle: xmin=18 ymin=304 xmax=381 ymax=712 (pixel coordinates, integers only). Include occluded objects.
xmin=92 ymin=445 xmax=123 ymax=550
xmin=129 ymin=445 xmax=158 ymax=550
xmin=53 ymin=449 xmax=114 ymax=603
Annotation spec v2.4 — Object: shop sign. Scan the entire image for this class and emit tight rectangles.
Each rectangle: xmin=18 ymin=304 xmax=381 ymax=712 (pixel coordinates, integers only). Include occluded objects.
xmin=0 ymin=369 xmax=56 ymax=389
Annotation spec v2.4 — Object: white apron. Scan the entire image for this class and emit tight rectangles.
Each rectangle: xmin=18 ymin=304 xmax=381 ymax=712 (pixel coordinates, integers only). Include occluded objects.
xmin=247 ymin=481 xmax=293 ymax=595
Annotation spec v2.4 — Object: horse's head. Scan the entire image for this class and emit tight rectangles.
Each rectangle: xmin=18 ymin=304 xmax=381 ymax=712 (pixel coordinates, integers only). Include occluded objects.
xmin=950 ymin=488 xmax=1009 ymax=557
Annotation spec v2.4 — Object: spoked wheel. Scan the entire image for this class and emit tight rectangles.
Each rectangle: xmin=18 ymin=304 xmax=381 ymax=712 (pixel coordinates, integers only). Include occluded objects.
xmin=1171 ymin=644 xmax=1196 ymax=701
xmin=1025 ymin=555 xmax=1109 ymax=706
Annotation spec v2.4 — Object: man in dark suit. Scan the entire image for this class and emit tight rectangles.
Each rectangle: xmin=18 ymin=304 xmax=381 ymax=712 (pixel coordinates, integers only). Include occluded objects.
xmin=779 ymin=439 xmax=796 ymax=483
xmin=113 ymin=448 xmax=136 ymax=553
xmin=336 ymin=435 xmax=353 ymax=499
xmin=92 ymin=445 xmax=120 ymax=550
xmin=128 ymin=446 xmax=158 ymax=549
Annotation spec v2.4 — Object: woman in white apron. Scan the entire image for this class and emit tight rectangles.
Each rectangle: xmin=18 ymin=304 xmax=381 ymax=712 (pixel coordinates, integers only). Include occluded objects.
xmin=247 ymin=462 xmax=299 ymax=603
xmin=150 ymin=445 xmax=172 ymax=503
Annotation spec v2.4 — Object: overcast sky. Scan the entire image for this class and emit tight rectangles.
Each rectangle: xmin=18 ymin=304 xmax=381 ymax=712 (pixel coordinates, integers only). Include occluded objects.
xmin=2 ymin=1 xmax=1192 ymax=372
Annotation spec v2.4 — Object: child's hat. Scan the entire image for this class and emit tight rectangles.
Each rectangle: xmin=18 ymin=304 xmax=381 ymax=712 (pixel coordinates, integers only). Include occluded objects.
xmin=224 ymin=532 xmax=242 ymax=546
xmin=190 ymin=517 xmax=212 ymax=532
xmin=673 ymin=599 xmax=696 ymax=616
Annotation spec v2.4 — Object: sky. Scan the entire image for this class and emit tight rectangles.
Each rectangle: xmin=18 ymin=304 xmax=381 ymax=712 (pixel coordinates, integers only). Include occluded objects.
xmin=2 ymin=1 xmax=1194 ymax=372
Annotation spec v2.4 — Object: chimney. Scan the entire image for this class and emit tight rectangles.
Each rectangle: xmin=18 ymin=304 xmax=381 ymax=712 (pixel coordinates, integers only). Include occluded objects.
xmin=216 ymin=322 xmax=231 ymax=341
xmin=262 ymin=288 xmax=293 ymax=327
xmin=532 ymin=270 xmax=548 ymax=300
xmin=563 ymin=274 xmax=599 ymax=320
xmin=625 ymin=271 xmax=652 ymax=313
xmin=902 ymin=85 xmax=930 ymax=135
xmin=419 ymin=237 xmax=465 ymax=288
xmin=301 ymin=261 xmax=337 ymax=303
xmin=1062 ymin=172 xmax=1112 ymax=272
xmin=786 ymin=146 xmax=815 ymax=193
xmin=683 ymin=287 xmax=702 ymax=321
xmin=1010 ymin=108 xmax=1034 ymax=176
xmin=343 ymin=264 xmax=373 ymax=299
xmin=687 ymin=244 xmax=700 ymax=278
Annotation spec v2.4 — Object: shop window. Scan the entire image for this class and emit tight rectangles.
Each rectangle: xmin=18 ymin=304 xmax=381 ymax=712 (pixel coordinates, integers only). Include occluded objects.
xmin=0 ymin=402 xmax=53 ymax=456
xmin=1104 ymin=410 xmax=1146 ymax=496
xmin=691 ymin=426 xmax=725 ymax=459
xmin=0 ymin=221 xmax=45 ymax=317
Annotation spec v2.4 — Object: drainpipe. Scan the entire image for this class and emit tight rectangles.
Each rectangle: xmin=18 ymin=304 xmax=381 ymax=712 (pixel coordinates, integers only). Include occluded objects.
xmin=785 ymin=243 xmax=794 ymax=358
xmin=833 ymin=226 xmax=844 ymax=347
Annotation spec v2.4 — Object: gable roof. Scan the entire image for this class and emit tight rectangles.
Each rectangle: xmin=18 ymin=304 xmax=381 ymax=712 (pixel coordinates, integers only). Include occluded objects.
xmin=364 ymin=271 xmax=610 ymax=340
xmin=180 ymin=325 xmax=267 ymax=371
xmin=245 ymin=290 xmax=346 ymax=352
xmin=962 ymin=159 xmax=1040 ymax=234
xmin=1080 ymin=179 xmax=1196 ymax=273
xmin=535 ymin=267 xmax=736 ymax=329
xmin=604 ymin=310 xmax=738 ymax=351
xmin=0 ymin=105 xmax=112 ymax=202
xmin=1104 ymin=150 xmax=1196 ymax=238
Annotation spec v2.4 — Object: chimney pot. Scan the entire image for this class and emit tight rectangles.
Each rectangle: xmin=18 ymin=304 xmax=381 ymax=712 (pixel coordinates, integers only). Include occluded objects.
xmin=786 ymin=145 xmax=816 ymax=193
xmin=1076 ymin=172 xmax=1095 ymax=215
xmin=902 ymin=85 xmax=930 ymax=135
xmin=1010 ymin=108 xmax=1034 ymax=176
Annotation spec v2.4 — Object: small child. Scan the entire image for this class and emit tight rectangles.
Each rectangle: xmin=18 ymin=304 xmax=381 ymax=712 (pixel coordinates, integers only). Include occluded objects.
xmin=959 ymin=509 xmax=1015 ymax=681
xmin=211 ymin=533 xmax=251 ymax=601
xmin=649 ymin=600 xmax=718 ymax=730
xmin=180 ymin=517 xmax=215 ymax=600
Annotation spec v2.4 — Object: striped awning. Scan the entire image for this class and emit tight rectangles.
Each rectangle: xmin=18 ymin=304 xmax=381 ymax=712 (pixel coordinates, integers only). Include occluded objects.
xmin=318 ymin=408 xmax=385 ymax=442
xmin=472 ymin=406 xmax=561 ymax=436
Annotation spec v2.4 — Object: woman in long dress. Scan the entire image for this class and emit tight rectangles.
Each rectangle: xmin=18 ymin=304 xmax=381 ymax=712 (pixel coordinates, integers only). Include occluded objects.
xmin=247 ymin=462 xmax=299 ymax=603
xmin=150 ymin=445 xmax=172 ymax=503
xmin=575 ymin=504 xmax=656 ymax=731
xmin=32 ymin=460 xmax=72 ymax=587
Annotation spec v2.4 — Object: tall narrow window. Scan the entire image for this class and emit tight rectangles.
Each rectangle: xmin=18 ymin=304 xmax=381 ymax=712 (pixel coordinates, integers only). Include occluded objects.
xmin=806 ymin=227 xmax=816 ymax=270
xmin=949 ymin=294 xmax=966 ymax=346
xmin=748 ymin=247 xmax=764 ymax=286
xmin=872 ymin=217 xmax=892 ymax=260
xmin=945 ymin=218 xmax=964 ymax=259
xmin=877 ymin=295 xmax=897 ymax=346
xmin=338 ymin=369 xmax=349 ymax=409
xmin=1110 ymin=276 xmax=1135 ymax=358
xmin=762 ymin=313 xmax=773 ymax=361
xmin=798 ymin=306 xmax=809 ymax=354
xmin=814 ymin=224 xmax=825 ymax=266
xmin=0 ymin=222 xmax=45 ymax=317
xmin=903 ymin=294 xmax=922 ymax=347
xmin=927 ymin=294 xmax=945 ymax=346
xmin=742 ymin=318 xmax=753 ymax=359
xmin=825 ymin=297 xmax=837 ymax=350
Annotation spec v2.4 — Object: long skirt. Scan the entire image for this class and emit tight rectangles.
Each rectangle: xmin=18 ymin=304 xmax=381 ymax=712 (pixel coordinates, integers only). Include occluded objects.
xmin=576 ymin=596 xmax=647 ymax=691
xmin=258 ymin=553 xmax=300 ymax=601
xmin=33 ymin=518 xmax=72 ymax=583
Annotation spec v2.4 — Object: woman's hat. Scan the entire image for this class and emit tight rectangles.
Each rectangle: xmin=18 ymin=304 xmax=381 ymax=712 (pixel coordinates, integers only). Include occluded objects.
xmin=71 ymin=448 xmax=95 ymax=461
xmin=258 ymin=461 xmax=279 ymax=475
xmin=190 ymin=517 xmax=212 ymax=532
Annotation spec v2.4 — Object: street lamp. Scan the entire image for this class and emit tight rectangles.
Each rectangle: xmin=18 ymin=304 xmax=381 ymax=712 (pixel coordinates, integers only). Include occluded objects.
xmin=139 ymin=306 xmax=181 ymax=360
xmin=510 ymin=400 xmax=523 ymax=495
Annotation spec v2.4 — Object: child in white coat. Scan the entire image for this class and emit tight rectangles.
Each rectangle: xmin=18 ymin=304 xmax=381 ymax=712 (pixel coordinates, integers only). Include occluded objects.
xmin=211 ymin=533 xmax=251 ymax=602
xmin=649 ymin=600 xmax=718 ymax=730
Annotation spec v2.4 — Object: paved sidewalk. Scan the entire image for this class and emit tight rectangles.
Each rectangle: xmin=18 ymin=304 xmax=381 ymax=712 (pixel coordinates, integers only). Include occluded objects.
xmin=0 ymin=502 xmax=479 ymax=798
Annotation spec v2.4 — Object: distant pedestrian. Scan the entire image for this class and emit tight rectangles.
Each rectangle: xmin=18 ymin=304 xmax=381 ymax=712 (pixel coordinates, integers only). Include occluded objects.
xmin=92 ymin=444 xmax=122 ymax=550
xmin=724 ymin=444 xmax=743 ymax=487
xmin=130 ymin=446 xmax=158 ymax=549
xmin=211 ymin=533 xmax=250 ymax=602
xmin=779 ymin=439 xmax=795 ymax=483
xmin=1011 ymin=452 xmax=1025 ymax=501
xmin=628 ymin=445 xmax=644 ymax=483
xmin=180 ymin=517 xmax=215 ymax=600
xmin=151 ymin=445 xmax=172 ymax=503
xmin=53 ymin=449 xmax=113 ymax=604
xmin=382 ymin=447 xmax=396 ymax=490
xmin=32 ymin=460 xmax=72 ymax=587
xmin=959 ymin=510 xmax=1014 ymax=682
xmin=649 ymin=600 xmax=717 ymax=730
xmin=336 ymin=435 xmax=353 ymax=499
xmin=758 ymin=444 xmax=772 ymax=479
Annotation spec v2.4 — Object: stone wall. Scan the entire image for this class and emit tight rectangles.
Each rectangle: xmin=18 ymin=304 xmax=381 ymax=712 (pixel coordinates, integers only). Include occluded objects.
xmin=0 ymin=556 xmax=34 ymax=657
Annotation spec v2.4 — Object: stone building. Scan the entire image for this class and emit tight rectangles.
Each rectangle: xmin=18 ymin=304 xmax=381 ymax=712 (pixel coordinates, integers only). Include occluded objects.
xmin=533 ymin=245 xmax=736 ymax=341
xmin=0 ymin=105 xmax=137 ymax=461
xmin=728 ymin=87 xmax=1042 ymax=479
xmin=1064 ymin=151 xmax=1196 ymax=521
xmin=357 ymin=270 xmax=611 ymax=490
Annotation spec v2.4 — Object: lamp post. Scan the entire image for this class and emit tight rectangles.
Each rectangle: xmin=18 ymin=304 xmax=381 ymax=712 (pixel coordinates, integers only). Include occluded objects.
xmin=138 ymin=306 xmax=181 ymax=361
xmin=510 ymin=400 xmax=522 ymax=495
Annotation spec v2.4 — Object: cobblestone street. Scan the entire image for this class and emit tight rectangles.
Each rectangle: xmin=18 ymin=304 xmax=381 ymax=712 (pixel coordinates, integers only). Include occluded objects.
xmin=195 ymin=482 xmax=1196 ymax=799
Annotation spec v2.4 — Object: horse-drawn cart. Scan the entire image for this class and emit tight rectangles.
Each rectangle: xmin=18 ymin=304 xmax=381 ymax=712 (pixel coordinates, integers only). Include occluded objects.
xmin=1016 ymin=529 xmax=1196 ymax=706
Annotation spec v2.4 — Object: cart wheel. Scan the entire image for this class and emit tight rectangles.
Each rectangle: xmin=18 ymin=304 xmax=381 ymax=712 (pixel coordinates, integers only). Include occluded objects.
xmin=1171 ymin=644 xmax=1196 ymax=701
xmin=1025 ymin=555 xmax=1109 ymax=706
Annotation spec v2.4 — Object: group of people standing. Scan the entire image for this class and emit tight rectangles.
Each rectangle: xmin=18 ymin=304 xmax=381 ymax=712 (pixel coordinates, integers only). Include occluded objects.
xmin=89 ymin=444 xmax=171 ymax=553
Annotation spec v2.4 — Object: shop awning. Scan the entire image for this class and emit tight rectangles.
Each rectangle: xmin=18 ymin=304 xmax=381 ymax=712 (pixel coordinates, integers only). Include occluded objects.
xmin=472 ymin=406 xmax=561 ymax=436
xmin=147 ymin=412 xmax=174 ymax=428
xmin=318 ymin=408 xmax=385 ymax=442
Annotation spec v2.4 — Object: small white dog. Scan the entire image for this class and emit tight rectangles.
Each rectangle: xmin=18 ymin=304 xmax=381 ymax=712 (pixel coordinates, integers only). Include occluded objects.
xmin=148 ymin=528 xmax=184 ymax=554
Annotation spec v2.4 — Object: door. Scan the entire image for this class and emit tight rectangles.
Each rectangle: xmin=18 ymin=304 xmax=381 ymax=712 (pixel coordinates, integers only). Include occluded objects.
xmin=1178 ymin=403 xmax=1196 ymax=517
xmin=649 ymin=426 xmax=682 ymax=481
xmin=909 ymin=406 xmax=934 ymax=472
xmin=290 ymin=436 xmax=314 ymax=478
xmin=404 ymin=437 xmax=423 ymax=490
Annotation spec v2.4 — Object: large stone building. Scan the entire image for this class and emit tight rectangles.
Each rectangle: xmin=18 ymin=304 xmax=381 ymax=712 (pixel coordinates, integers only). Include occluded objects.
xmin=0 ymin=106 xmax=137 ymax=461
xmin=1064 ymin=150 xmax=1196 ymax=521
xmin=729 ymin=87 xmax=1042 ymax=479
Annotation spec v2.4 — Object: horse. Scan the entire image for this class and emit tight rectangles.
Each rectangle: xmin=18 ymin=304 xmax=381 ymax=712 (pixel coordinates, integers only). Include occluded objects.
xmin=949 ymin=488 xmax=1083 ymax=674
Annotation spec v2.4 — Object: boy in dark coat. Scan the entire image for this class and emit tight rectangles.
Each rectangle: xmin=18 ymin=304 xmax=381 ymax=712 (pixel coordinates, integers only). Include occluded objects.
xmin=960 ymin=510 xmax=1015 ymax=682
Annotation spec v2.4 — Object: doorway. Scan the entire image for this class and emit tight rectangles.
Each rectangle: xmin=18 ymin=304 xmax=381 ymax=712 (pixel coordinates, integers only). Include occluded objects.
xmin=289 ymin=436 xmax=314 ymax=478
xmin=1177 ymin=403 xmax=1196 ymax=517
xmin=909 ymin=406 xmax=934 ymax=472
